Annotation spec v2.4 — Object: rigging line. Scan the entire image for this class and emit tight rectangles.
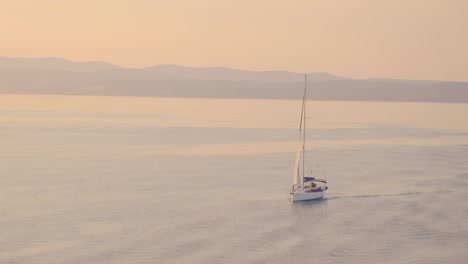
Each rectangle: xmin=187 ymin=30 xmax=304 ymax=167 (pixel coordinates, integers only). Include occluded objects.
xmin=298 ymin=83 xmax=305 ymax=138
xmin=302 ymin=74 xmax=307 ymax=187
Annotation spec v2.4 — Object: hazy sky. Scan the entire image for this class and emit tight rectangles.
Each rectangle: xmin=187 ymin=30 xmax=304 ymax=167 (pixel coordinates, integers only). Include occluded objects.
xmin=1 ymin=0 xmax=467 ymax=81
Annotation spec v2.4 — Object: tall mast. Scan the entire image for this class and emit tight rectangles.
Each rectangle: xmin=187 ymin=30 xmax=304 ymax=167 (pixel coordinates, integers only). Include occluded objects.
xmin=302 ymin=74 xmax=307 ymax=187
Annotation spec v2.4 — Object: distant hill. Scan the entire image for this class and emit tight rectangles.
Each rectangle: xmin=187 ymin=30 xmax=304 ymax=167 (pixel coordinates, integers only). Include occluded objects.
xmin=0 ymin=56 xmax=467 ymax=103
xmin=0 ymin=56 xmax=120 ymax=72
xmin=143 ymin=64 xmax=347 ymax=82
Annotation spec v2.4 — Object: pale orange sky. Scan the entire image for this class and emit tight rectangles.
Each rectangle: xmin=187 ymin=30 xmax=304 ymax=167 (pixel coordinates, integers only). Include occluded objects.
xmin=1 ymin=0 xmax=467 ymax=81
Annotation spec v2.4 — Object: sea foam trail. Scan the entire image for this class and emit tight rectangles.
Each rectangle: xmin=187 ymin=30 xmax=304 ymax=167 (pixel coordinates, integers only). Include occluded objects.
xmin=325 ymin=191 xmax=424 ymax=200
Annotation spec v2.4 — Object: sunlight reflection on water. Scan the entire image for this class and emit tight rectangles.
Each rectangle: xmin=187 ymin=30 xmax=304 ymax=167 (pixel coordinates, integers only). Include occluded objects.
xmin=1 ymin=95 xmax=467 ymax=263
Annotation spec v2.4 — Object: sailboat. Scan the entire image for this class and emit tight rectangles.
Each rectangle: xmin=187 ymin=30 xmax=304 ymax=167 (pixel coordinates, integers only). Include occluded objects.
xmin=290 ymin=75 xmax=328 ymax=202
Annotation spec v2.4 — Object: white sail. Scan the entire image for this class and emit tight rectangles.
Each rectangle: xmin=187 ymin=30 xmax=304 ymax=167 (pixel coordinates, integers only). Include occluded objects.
xmin=293 ymin=74 xmax=306 ymax=187
xmin=293 ymin=141 xmax=302 ymax=185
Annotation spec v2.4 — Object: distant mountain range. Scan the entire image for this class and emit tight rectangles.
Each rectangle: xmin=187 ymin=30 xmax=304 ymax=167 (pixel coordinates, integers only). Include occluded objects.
xmin=1 ymin=56 xmax=467 ymax=102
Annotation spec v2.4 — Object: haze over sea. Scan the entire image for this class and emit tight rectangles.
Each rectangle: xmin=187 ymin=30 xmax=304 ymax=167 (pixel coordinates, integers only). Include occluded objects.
xmin=1 ymin=94 xmax=467 ymax=263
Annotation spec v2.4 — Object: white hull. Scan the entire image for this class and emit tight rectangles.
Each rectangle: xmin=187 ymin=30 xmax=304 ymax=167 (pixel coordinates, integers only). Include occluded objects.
xmin=290 ymin=190 xmax=325 ymax=201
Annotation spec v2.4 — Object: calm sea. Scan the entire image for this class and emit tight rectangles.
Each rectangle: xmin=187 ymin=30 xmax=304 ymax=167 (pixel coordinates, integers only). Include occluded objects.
xmin=1 ymin=95 xmax=467 ymax=263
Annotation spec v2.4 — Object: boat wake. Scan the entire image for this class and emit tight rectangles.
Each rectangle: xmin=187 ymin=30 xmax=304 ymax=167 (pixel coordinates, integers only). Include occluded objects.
xmin=325 ymin=191 xmax=426 ymax=200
